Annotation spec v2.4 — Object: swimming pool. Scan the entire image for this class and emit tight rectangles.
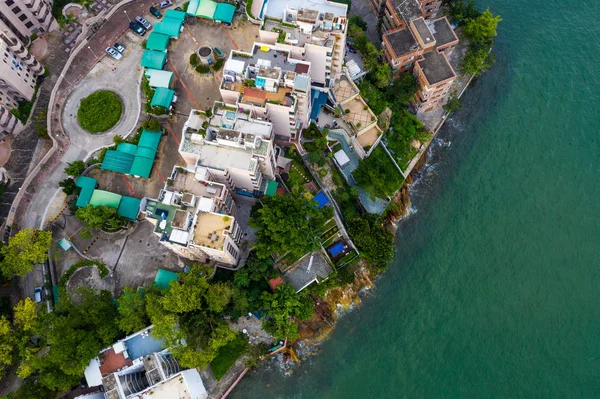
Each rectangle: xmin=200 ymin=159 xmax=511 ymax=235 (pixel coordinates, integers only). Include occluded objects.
xmin=126 ymin=331 xmax=165 ymax=360
xmin=329 ymin=242 xmax=345 ymax=257
xmin=255 ymin=77 xmax=266 ymax=87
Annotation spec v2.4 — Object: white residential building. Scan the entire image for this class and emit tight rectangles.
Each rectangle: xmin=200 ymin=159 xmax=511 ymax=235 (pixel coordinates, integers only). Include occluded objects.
xmin=84 ymin=327 xmax=208 ymax=399
xmin=180 ymin=103 xmax=278 ymax=195
xmin=257 ymin=0 xmax=348 ymax=87
xmin=220 ymin=43 xmax=312 ymax=142
xmin=0 ymin=0 xmax=58 ymax=45
xmin=144 ymin=165 xmax=244 ymax=266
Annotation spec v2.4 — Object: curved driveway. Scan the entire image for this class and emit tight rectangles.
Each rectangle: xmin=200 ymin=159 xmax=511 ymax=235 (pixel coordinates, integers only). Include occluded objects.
xmin=61 ymin=31 xmax=144 ymax=163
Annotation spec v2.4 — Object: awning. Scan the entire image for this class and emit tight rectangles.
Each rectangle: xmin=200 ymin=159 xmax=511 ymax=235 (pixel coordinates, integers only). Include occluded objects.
xmin=214 ymin=3 xmax=235 ymax=23
xmin=141 ymin=50 xmax=167 ymax=69
xmin=333 ymin=149 xmax=350 ymax=167
xmin=75 ymin=176 xmax=97 ymax=208
xmin=153 ymin=17 xmax=183 ymax=38
xmin=130 ymin=156 xmax=154 ymax=178
xmin=135 ymin=146 xmax=157 ymax=160
xmin=151 ymin=87 xmax=175 ymax=108
xmin=165 ymin=9 xmax=186 ymax=21
xmin=138 ymin=129 xmax=162 ymax=151
xmin=265 ymin=180 xmax=278 ymax=196
xmin=101 ymin=149 xmax=135 ymax=174
xmin=186 ymin=0 xmax=200 ymax=15
xmin=116 ymin=142 xmax=137 ymax=155
xmin=196 ymin=0 xmax=217 ymax=19
xmin=118 ymin=196 xmax=141 ymax=220
xmin=89 ymin=190 xmax=122 ymax=208
xmin=145 ymin=69 xmax=174 ymax=88
xmin=145 ymin=32 xmax=170 ymax=52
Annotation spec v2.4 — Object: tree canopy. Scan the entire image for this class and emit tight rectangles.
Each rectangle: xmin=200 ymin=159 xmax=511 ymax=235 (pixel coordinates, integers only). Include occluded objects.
xmin=116 ymin=287 xmax=149 ymax=334
xmin=463 ymin=9 xmax=502 ymax=44
xmin=249 ymin=194 xmax=333 ymax=260
xmin=348 ymin=215 xmax=395 ymax=272
xmin=64 ymin=160 xmax=86 ymax=178
xmin=353 ymin=146 xmax=404 ymax=200
xmin=261 ymin=283 xmax=314 ymax=340
xmin=0 ymin=229 xmax=52 ymax=278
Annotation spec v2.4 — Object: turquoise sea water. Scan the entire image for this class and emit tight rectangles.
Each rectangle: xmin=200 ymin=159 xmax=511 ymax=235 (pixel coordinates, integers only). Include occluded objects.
xmin=232 ymin=0 xmax=600 ymax=397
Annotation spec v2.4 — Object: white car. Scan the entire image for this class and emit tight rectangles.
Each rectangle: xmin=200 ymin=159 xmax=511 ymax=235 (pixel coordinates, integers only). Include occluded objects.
xmin=105 ymin=46 xmax=122 ymax=60
xmin=135 ymin=16 xmax=152 ymax=31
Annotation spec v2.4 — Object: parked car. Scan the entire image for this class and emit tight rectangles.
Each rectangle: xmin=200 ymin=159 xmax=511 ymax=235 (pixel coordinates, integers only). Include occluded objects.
xmin=149 ymin=6 xmax=162 ymax=19
xmin=129 ymin=21 xmax=146 ymax=36
xmin=105 ymin=46 xmax=122 ymax=60
xmin=213 ymin=46 xmax=224 ymax=59
xmin=34 ymin=287 xmax=43 ymax=303
xmin=159 ymin=0 xmax=173 ymax=9
xmin=113 ymin=42 xmax=125 ymax=53
xmin=135 ymin=16 xmax=152 ymax=31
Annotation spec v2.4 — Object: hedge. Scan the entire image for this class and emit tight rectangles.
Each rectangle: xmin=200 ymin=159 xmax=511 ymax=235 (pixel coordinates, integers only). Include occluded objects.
xmin=59 ymin=260 xmax=109 ymax=287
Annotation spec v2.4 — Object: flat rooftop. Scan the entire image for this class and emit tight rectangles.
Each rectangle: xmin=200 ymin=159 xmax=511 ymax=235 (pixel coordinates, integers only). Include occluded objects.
xmin=231 ymin=47 xmax=297 ymax=76
xmin=240 ymin=86 xmax=294 ymax=107
xmin=332 ymin=74 xmax=358 ymax=103
xmin=418 ymin=50 xmax=456 ymax=84
xmin=431 ymin=17 xmax=458 ymax=48
xmin=385 ymin=28 xmax=419 ymax=57
xmin=192 ymin=212 xmax=233 ymax=248
xmin=210 ymin=110 xmax=272 ymax=137
xmin=412 ymin=18 xmax=434 ymax=45
xmin=170 ymin=170 xmax=224 ymax=199
xmin=197 ymin=143 xmax=253 ymax=171
xmin=264 ymin=0 xmax=347 ymax=20
xmin=390 ymin=0 xmax=421 ymax=21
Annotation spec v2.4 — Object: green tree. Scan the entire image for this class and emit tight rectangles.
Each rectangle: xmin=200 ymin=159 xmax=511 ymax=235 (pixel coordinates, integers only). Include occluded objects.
xmin=349 ymin=15 xmax=367 ymax=31
xmin=58 ymin=178 xmax=78 ymax=195
xmin=13 ymin=298 xmax=38 ymax=332
xmin=249 ymin=194 xmax=333 ymax=260
xmin=0 ymin=316 xmax=16 ymax=379
xmin=203 ymin=282 xmax=233 ymax=313
xmin=160 ymin=274 xmax=208 ymax=313
xmin=463 ymin=9 xmax=502 ymax=44
xmin=353 ymin=147 xmax=403 ymax=199
xmin=386 ymin=73 xmax=419 ymax=106
xmin=443 ymin=94 xmax=462 ymax=113
xmin=261 ymin=283 xmax=314 ymax=340
xmin=348 ymin=215 xmax=394 ymax=272
xmin=460 ymin=44 xmax=495 ymax=76
xmin=63 ymin=160 xmax=86 ymax=178
xmin=117 ymin=287 xmax=148 ymax=334
xmin=233 ymin=268 xmax=250 ymax=288
xmin=75 ymin=205 xmax=123 ymax=236
xmin=370 ymin=64 xmax=392 ymax=89
xmin=445 ymin=0 xmax=481 ymax=25
xmin=0 ymin=229 xmax=52 ymax=278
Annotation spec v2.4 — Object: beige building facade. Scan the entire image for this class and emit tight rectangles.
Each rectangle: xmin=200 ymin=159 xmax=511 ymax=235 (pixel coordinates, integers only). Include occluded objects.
xmin=0 ymin=0 xmax=58 ymax=45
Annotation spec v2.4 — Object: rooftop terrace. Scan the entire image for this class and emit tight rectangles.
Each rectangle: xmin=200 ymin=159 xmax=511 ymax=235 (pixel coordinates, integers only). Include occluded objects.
xmin=192 ymin=212 xmax=233 ymax=249
xmin=231 ymin=47 xmax=297 ymax=76
xmin=412 ymin=18 xmax=434 ymax=45
xmin=283 ymin=252 xmax=334 ymax=292
xmin=430 ymin=17 xmax=459 ymax=48
xmin=390 ymin=0 xmax=421 ymax=21
xmin=170 ymin=170 xmax=224 ymax=199
xmin=264 ymin=0 xmax=347 ymax=20
xmin=418 ymin=50 xmax=456 ymax=84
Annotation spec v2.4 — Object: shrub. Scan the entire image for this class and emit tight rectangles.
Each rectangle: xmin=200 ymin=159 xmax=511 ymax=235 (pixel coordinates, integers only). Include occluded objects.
xmin=212 ymin=58 xmax=224 ymax=71
xmin=59 ymin=178 xmax=78 ymax=195
xmin=141 ymin=118 xmax=161 ymax=131
xmin=190 ymin=52 xmax=198 ymax=67
xmin=77 ymin=90 xmax=122 ymax=133
xmin=195 ymin=64 xmax=210 ymax=74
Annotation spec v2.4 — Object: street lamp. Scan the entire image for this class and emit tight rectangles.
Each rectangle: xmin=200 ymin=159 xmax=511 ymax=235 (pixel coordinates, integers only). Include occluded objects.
xmin=124 ymin=10 xmax=131 ymax=22
xmin=87 ymin=45 xmax=97 ymax=58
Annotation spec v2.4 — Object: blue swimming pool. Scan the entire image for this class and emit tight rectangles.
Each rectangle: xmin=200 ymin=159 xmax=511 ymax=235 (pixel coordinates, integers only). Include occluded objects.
xmin=313 ymin=191 xmax=329 ymax=208
xmin=126 ymin=331 xmax=165 ymax=360
xmin=329 ymin=242 xmax=345 ymax=257
xmin=255 ymin=77 xmax=266 ymax=87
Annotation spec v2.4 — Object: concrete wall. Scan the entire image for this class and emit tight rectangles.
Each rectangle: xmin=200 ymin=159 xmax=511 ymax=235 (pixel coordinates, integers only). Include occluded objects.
xmin=266 ymin=103 xmax=294 ymax=140
xmin=304 ymin=44 xmax=329 ymax=85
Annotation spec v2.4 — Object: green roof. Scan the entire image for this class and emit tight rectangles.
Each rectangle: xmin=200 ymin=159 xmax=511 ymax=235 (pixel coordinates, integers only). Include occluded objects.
xmin=145 ymin=32 xmax=170 ymax=52
xmin=89 ymin=190 xmax=122 ymax=208
xmin=141 ymin=50 xmax=167 ymax=69
xmin=154 ymin=268 xmax=179 ymax=290
xmin=165 ymin=9 xmax=186 ymax=21
xmin=196 ymin=0 xmax=217 ymax=19
xmin=214 ymin=3 xmax=235 ymax=23
xmin=117 ymin=196 xmax=141 ymax=220
xmin=138 ymin=130 xmax=162 ymax=151
xmin=186 ymin=0 xmax=200 ymax=15
xmin=135 ymin=146 xmax=157 ymax=160
xmin=75 ymin=176 xmax=97 ymax=207
xmin=151 ymin=87 xmax=175 ymax=108
xmin=129 ymin=156 xmax=154 ymax=178
xmin=101 ymin=149 xmax=134 ymax=174
xmin=153 ymin=17 xmax=183 ymax=38
xmin=116 ymin=142 xmax=137 ymax=155
xmin=145 ymin=69 xmax=174 ymax=89
xmin=265 ymin=180 xmax=278 ymax=196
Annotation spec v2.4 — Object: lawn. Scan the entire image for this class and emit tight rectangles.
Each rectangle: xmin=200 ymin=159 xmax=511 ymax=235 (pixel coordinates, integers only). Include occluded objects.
xmin=77 ymin=90 xmax=122 ymax=133
xmin=286 ymin=152 xmax=314 ymax=191
xmin=210 ymin=334 xmax=248 ymax=380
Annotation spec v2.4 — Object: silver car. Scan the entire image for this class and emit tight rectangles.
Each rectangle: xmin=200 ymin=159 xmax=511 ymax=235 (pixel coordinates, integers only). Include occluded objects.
xmin=135 ymin=16 xmax=152 ymax=31
xmin=105 ymin=46 xmax=122 ymax=60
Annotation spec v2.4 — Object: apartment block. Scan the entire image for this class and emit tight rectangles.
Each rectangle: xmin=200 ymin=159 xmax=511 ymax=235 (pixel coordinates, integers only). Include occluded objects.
xmin=257 ymin=0 xmax=348 ymax=87
xmin=0 ymin=104 xmax=22 ymax=136
xmin=382 ymin=16 xmax=458 ymax=112
xmin=0 ymin=0 xmax=58 ymax=45
xmin=179 ymin=103 xmax=278 ymax=195
xmin=220 ymin=43 xmax=312 ymax=142
xmin=144 ymin=165 xmax=244 ymax=266
xmin=373 ymin=0 xmax=441 ymax=35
